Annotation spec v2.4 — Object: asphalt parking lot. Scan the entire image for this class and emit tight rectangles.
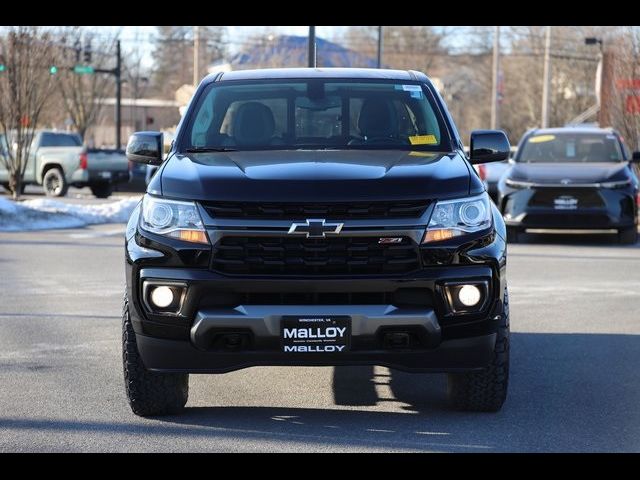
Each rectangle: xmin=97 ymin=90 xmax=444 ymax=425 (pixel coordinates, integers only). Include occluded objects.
xmin=0 ymin=192 xmax=639 ymax=452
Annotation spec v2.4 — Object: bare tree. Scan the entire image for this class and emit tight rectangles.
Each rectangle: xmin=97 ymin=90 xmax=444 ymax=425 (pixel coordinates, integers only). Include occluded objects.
xmin=0 ymin=26 xmax=59 ymax=199
xmin=344 ymin=26 xmax=447 ymax=71
xmin=54 ymin=27 xmax=116 ymax=141
xmin=152 ymin=26 xmax=226 ymax=98
xmin=609 ymin=27 xmax=640 ymax=151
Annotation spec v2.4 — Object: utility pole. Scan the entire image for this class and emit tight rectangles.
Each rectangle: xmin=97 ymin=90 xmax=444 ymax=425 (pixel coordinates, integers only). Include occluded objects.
xmin=115 ymin=39 xmax=122 ymax=150
xmin=193 ymin=26 xmax=200 ymax=86
xmin=90 ymin=40 xmax=122 ymax=148
xmin=490 ymin=26 xmax=500 ymax=129
xmin=377 ymin=26 xmax=383 ymax=69
xmin=308 ymin=26 xmax=316 ymax=68
xmin=585 ymin=37 xmax=604 ymax=106
xmin=541 ymin=26 xmax=552 ymax=128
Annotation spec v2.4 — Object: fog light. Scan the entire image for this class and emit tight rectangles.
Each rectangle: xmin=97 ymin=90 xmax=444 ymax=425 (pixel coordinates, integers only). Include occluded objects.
xmin=150 ymin=286 xmax=174 ymax=308
xmin=458 ymin=285 xmax=481 ymax=307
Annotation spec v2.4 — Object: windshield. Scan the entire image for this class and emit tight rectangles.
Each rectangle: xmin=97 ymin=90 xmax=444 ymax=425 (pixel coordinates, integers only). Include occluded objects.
xmin=183 ymin=79 xmax=450 ymax=152
xmin=518 ymin=132 xmax=624 ymax=163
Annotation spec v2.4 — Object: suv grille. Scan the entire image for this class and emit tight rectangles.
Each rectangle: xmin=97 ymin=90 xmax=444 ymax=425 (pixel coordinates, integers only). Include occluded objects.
xmin=211 ymin=236 xmax=421 ymax=276
xmin=528 ymin=188 xmax=604 ymax=208
xmin=202 ymin=201 xmax=428 ymax=220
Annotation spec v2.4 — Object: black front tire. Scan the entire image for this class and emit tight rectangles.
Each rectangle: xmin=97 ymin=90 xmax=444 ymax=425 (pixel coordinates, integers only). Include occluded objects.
xmin=122 ymin=296 xmax=189 ymax=416
xmin=618 ymin=227 xmax=638 ymax=245
xmin=42 ymin=168 xmax=68 ymax=197
xmin=447 ymin=289 xmax=510 ymax=412
xmin=90 ymin=182 xmax=113 ymax=199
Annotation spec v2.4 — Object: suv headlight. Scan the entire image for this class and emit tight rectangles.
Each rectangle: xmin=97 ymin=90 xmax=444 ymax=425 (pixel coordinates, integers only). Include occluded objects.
xmin=600 ymin=179 xmax=631 ymax=189
xmin=423 ymin=194 xmax=492 ymax=243
xmin=505 ymin=178 xmax=533 ymax=188
xmin=141 ymin=195 xmax=209 ymax=244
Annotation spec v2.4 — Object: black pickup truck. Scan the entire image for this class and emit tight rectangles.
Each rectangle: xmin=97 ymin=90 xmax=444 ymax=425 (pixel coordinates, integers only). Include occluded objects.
xmin=123 ymin=68 xmax=511 ymax=416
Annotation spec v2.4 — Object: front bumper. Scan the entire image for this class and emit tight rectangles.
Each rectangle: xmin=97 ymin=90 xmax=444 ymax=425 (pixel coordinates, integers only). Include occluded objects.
xmin=135 ymin=330 xmax=497 ymax=373
xmin=125 ymin=202 xmax=507 ymax=373
xmin=501 ymin=186 xmax=637 ymax=230
xmin=126 ymin=264 xmax=504 ymax=373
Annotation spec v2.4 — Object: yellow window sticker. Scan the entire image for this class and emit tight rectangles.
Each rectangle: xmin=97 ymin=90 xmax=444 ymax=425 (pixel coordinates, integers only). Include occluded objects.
xmin=409 ymin=151 xmax=436 ymax=157
xmin=528 ymin=135 xmax=556 ymax=144
xmin=409 ymin=135 xmax=438 ymax=145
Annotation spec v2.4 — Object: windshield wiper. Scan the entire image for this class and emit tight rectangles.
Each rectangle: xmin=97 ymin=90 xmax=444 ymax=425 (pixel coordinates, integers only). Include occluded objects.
xmin=185 ymin=147 xmax=237 ymax=153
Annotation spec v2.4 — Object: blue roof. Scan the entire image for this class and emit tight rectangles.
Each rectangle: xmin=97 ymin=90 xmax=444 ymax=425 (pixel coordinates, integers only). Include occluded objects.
xmin=227 ymin=35 xmax=381 ymax=69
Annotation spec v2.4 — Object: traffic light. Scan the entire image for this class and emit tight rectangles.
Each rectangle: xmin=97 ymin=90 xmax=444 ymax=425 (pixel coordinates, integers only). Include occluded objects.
xmin=84 ymin=40 xmax=92 ymax=64
xmin=49 ymin=66 xmax=58 ymax=75
xmin=74 ymin=39 xmax=81 ymax=63
xmin=0 ymin=64 xmax=5 ymax=73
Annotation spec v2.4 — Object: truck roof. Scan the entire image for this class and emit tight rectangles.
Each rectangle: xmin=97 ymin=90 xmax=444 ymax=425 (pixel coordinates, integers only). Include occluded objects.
xmin=210 ymin=67 xmax=430 ymax=83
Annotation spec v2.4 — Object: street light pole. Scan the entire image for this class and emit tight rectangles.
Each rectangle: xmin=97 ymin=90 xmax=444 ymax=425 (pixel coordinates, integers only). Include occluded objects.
xmin=115 ymin=39 xmax=122 ymax=150
xmin=541 ymin=26 xmax=552 ymax=128
xmin=490 ymin=26 xmax=500 ymax=129
xmin=377 ymin=26 xmax=383 ymax=69
xmin=308 ymin=26 xmax=316 ymax=67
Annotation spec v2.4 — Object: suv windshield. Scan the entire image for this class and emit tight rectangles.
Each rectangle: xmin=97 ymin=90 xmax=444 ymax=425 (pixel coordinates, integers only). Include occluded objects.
xmin=183 ymin=79 xmax=450 ymax=152
xmin=518 ymin=132 xmax=624 ymax=163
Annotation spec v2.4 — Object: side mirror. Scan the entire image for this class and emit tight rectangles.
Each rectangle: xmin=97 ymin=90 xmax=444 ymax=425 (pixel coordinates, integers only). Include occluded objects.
xmin=469 ymin=130 xmax=510 ymax=165
xmin=126 ymin=132 xmax=163 ymax=166
xmin=632 ymin=151 xmax=640 ymax=163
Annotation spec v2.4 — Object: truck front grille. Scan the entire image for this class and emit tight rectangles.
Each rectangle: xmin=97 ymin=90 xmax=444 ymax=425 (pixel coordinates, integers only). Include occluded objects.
xmin=211 ymin=236 xmax=421 ymax=276
xmin=202 ymin=201 xmax=429 ymax=220
xmin=199 ymin=289 xmax=434 ymax=307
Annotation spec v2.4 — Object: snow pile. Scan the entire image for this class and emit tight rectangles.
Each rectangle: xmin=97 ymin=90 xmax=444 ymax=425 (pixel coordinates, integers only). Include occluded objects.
xmin=0 ymin=196 xmax=140 ymax=232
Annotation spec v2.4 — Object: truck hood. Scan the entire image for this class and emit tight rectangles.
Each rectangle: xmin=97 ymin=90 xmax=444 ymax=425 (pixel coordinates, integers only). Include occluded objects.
xmin=157 ymin=150 xmax=471 ymax=202
xmin=509 ymin=162 xmax=629 ymax=185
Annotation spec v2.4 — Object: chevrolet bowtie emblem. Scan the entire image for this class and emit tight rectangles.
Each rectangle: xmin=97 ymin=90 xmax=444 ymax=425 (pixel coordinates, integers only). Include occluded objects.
xmin=288 ymin=219 xmax=344 ymax=238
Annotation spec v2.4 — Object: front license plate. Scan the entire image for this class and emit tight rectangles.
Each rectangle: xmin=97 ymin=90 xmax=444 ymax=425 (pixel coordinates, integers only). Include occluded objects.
xmin=281 ymin=316 xmax=351 ymax=353
xmin=554 ymin=195 xmax=578 ymax=210
xmin=99 ymin=171 xmax=112 ymax=179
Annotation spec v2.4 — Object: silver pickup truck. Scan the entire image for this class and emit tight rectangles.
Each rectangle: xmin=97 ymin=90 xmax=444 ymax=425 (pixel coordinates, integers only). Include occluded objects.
xmin=0 ymin=130 xmax=129 ymax=198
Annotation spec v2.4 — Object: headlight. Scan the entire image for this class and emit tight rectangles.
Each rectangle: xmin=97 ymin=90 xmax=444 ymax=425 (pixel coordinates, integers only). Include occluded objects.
xmin=423 ymin=194 xmax=492 ymax=243
xmin=505 ymin=178 xmax=532 ymax=188
xmin=600 ymin=179 xmax=631 ymax=189
xmin=141 ymin=195 xmax=209 ymax=244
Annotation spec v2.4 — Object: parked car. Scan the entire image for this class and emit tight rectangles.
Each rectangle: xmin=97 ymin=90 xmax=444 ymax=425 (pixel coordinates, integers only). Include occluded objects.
xmin=497 ymin=127 xmax=640 ymax=243
xmin=123 ymin=68 xmax=511 ymax=416
xmin=0 ymin=130 xmax=129 ymax=198
xmin=145 ymin=130 xmax=175 ymax=187
xmin=471 ymin=146 xmax=515 ymax=202
xmin=126 ymin=160 xmax=148 ymax=192
xmin=85 ymin=148 xmax=130 ymax=198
